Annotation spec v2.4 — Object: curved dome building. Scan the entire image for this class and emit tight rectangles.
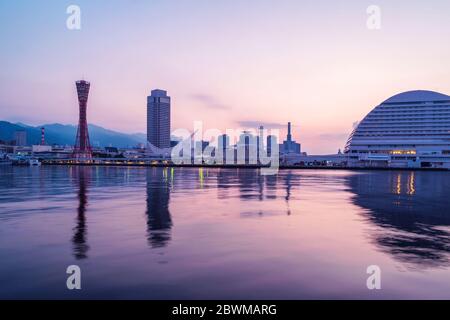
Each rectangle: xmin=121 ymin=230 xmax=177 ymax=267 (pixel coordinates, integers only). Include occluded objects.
xmin=345 ymin=90 xmax=450 ymax=169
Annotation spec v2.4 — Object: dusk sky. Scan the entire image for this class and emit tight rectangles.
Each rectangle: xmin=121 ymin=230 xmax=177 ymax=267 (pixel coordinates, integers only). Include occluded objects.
xmin=1 ymin=0 xmax=450 ymax=154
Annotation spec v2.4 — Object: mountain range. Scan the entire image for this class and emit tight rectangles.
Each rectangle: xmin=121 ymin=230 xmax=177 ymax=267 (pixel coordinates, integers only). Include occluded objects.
xmin=0 ymin=121 xmax=147 ymax=147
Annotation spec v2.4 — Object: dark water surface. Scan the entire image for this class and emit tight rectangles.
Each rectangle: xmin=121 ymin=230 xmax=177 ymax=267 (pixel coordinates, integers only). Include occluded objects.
xmin=0 ymin=166 xmax=449 ymax=299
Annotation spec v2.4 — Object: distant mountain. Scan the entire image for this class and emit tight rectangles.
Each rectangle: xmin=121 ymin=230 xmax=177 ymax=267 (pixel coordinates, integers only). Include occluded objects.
xmin=0 ymin=121 xmax=41 ymax=145
xmin=0 ymin=121 xmax=147 ymax=147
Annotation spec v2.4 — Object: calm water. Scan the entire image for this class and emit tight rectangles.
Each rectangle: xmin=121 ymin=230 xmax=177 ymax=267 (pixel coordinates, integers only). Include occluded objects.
xmin=0 ymin=166 xmax=449 ymax=299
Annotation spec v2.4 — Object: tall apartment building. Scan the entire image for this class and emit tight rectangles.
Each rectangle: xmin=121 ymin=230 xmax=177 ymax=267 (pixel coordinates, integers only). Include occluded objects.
xmin=147 ymin=89 xmax=171 ymax=149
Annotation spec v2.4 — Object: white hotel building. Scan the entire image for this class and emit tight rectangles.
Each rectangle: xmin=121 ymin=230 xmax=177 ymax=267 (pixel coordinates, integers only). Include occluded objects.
xmin=344 ymin=90 xmax=450 ymax=169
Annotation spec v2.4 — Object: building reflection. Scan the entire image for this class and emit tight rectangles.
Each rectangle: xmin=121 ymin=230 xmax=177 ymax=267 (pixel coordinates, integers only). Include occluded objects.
xmin=215 ymin=169 xmax=296 ymax=216
xmin=264 ymin=174 xmax=278 ymax=200
xmin=237 ymin=169 xmax=261 ymax=200
xmin=72 ymin=167 xmax=90 ymax=260
xmin=146 ymin=168 xmax=172 ymax=248
xmin=347 ymin=171 xmax=450 ymax=268
xmin=216 ymin=169 xmax=235 ymax=200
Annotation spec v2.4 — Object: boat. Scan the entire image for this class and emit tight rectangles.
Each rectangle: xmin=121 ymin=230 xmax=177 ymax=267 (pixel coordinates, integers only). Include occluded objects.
xmin=0 ymin=154 xmax=12 ymax=166
xmin=28 ymin=159 xmax=41 ymax=166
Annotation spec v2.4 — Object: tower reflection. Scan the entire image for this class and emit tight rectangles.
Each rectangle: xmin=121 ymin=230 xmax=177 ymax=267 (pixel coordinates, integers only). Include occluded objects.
xmin=347 ymin=171 xmax=450 ymax=268
xmin=283 ymin=171 xmax=294 ymax=215
xmin=72 ymin=167 xmax=90 ymax=260
xmin=146 ymin=168 xmax=172 ymax=248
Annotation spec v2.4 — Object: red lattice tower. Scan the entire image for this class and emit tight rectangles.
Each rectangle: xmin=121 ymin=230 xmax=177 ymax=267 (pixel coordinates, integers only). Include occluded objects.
xmin=73 ymin=80 xmax=92 ymax=160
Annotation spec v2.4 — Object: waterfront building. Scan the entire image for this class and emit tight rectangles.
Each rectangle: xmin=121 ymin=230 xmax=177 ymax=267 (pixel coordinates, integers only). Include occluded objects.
xmin=0 ymin=143 xmax=14 ymax=154
xmin=345 ymin=90 xmax=450 ymax=169
xmin=281 ymin=122 xmax=301 ymax=154
xmin=237 ymin=131 xmax=257 ymax=164
xmin=14 ymin=130 xmax=27 ymax=146
xmin=218 ymin=134 xmax=230 ymax=151
xmin=32 ymin=145 xmax=52 ymax=153
xmin=267 ymin=135 xmax=277 ymax=157
xmin=218 ymin=134 xmax=230 ymax=163
xmin=198 ymin=140 xmax=210 ymax=152
xmin=147 ymin=89 xmax=171 ymax=149
xmin=257 ymin=126 xmax=264 ymax=160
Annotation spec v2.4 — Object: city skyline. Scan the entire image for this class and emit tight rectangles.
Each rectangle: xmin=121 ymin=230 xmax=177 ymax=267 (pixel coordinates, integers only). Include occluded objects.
xmin=1 ymin=1 xmax=450 ymax=154
xmin=1 ymin=0 xmax=450 ymax=304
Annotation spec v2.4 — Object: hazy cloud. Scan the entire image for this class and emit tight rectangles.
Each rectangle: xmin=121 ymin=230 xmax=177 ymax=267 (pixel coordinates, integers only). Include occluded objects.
xmin=236 ymin=120 xmax=288 ymax=129
xmin=190 ymin=94 xmax=231 ymax=110
xmin=316 ymin=133 xmax=349 ymax=141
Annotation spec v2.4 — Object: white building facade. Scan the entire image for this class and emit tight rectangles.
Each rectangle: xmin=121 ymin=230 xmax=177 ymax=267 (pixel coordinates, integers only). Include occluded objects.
xmin=345 ymin=90 xmax=450 ymax=169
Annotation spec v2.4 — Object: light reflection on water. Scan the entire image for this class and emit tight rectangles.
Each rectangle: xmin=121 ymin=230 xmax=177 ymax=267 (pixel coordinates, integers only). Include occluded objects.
xmin=0 ymin=166 xmax=449 ymax=299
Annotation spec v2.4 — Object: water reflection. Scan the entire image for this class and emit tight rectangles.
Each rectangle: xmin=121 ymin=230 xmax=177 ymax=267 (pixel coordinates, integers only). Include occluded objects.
xmin=264 ymin=174 xmax=278 ymax=200
xmin=146 ymin=168 xmax=172 ymax=248
xmin=72 ymin=167 xmax=89 ymax=260
xmin=214 ymin=169 xmax=295 ymax=216
xmin=237 ymin=169 xmax=261 ymax=200
xmin=2 ymin=166 xmax=450 ymax=299
xmin=347 ymin=171 xmax=450 ymax=268
xmin=393 ymin=171 xmax=416 ymax=196
xmin=283 ymin=171 xmax=293 ymax=201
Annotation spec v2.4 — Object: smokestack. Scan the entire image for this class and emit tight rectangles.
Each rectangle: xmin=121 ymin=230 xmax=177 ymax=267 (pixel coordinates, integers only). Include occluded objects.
xmin=41 ymin=127 xmax=45 ymax=145
xmin=287 ymin=122 xmax=292 ymax=142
